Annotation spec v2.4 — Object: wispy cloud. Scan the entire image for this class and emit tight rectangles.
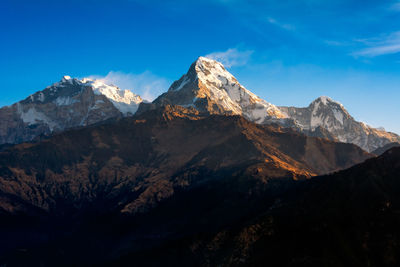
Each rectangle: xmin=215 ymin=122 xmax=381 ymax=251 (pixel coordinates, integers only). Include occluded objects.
xmin=205 ymin=48 xmax=254 ymax=67
xmin=352 ymin=31 xmax=400 ymax=57
xmin=390 ymin=1 xmax=400 ymax=11
xmin=87 ymin=71 xmax=170 ymax=101
xmin=265 ymin=17 xmax=295 ymax=31
xmin=355 ymin=44 xmax=400 ymax=57
xmin=324 ymin=40 xmax=349 ymax=47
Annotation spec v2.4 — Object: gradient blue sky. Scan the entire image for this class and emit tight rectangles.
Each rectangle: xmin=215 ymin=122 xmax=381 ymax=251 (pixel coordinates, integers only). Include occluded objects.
xmin=1 ymin=0 xmax=400 ymax=133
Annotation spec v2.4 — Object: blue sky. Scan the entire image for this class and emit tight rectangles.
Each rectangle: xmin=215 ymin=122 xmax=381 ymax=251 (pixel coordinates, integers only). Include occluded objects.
xmin=1 ymin=0 xmax=400 ymax=133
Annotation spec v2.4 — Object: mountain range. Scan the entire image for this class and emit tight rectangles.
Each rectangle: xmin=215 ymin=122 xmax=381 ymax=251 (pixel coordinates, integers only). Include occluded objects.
xmin=0 ymin=105 xmax=372 ymax=265
xmin=0 ymin=57 xmax=398 ymax=153
xmin=1 ymin=57 xmax=400 ymax=266
xmin=146 ymin=57 xmax=400 ymax=152
xmin=0 ymin=105 xmax=398 ymax=266
xmin=0 ymin=76 xmax=142 ymax=145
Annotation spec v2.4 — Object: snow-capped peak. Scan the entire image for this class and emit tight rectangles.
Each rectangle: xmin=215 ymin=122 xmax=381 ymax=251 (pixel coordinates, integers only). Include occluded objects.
xmin=46 ymin=76 xmax=78 ymax=89
xmin=62 ymin=75 xmax=71 ymax=81
xmin=311 ymin=97 xmax=349 ymax=117
xmin=196 ymin=56 xmax=227 ymax=72
xmin=318 ymin=96 xmax=330 ymax=105
xmin=60 ymin=75 xmax=74 ymax=84
xmin=194 ymin=56 xmax=234 ymax=82
xmin=161 ymin=56 xmax=287 ymax=122
xmin=313 ymin=96 xmax=343 ymax=106
xmin=43 ymin=76 xmax=143 ymax=115
xmin=307 ymin=96 xmax=350 ymax=129
xmin=80 ymin=78 xmax=143 ymax=115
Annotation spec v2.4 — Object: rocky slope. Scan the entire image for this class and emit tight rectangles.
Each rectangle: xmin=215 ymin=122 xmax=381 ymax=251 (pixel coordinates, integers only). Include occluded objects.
xmin=0 ymin=76 xmax=143 ymax=145
xmin=114 ymin=147 xmax=400 ymax=267
xmin=372 ymin=142 xmax=400 ymax=155
xmin=0 ymin=105 xmax=370 ymax=215
xmin=279 ymin=96 xmax=400 ymax=152
xmin=0 ymin=106 xmax=372 ymax=265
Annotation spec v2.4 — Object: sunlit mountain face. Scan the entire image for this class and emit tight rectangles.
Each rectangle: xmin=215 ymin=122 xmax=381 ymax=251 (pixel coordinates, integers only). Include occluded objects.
xmin=0 ymin=76 xmax=143 ymax=145
xmin=3 ymin=56 xmax=397 ymax=153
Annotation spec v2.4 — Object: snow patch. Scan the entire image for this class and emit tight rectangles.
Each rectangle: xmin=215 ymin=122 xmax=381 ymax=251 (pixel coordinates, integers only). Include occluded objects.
xmin=81 ymin=78 xmax=143 ymax=115
xmin=55 ymin=96 xmax=79 ymax=106
xmin=319 ymin=96 xmax=329 ymax=105
xmin=193 ymin=57 xmax=287 ymax=120
xmin=38 ymin=92 xmax=45 ymax=102
xmin=174 ymin=76 xmax=190 ymax=91
xmin=61 ymin=76 xmax=73 ymax=83
xmin=310 ymin=101 xmax=321 ymax=128
xmin=19 ymin=107 xmax=57 ymax=131
xmin=315 ymin=96 xmax=344 ymax=107
xmin=332 ymin=108 xmax=344 ymax=125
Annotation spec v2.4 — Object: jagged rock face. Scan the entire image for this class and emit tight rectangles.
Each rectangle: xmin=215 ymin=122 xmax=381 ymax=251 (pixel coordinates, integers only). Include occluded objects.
xmin=0 ymin=76 xmax=143 ymax=144
xmin=152 ymin=57 xmax=286 ymax=123
xmin=279 ymin=96 xmax=400 ymax=152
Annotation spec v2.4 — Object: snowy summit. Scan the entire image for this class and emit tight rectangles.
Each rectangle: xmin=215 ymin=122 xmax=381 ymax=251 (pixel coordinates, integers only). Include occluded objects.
xmin=153 ymin=56 xmax=286 ymax=124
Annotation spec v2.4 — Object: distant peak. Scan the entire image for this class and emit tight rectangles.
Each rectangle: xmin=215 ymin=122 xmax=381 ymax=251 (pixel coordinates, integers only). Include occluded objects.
xmin=314 ymin=96 xmax=342 ymax=106
xmin=61 ymin=75 xmax=72 ymax=82
xmin=195 ymin=56 xmax=226 ymax=70
xmin=197 ymin=56 xmax=217 ymax=63
xmin=191 ymin=57 xmax=230 ymax=80
xmin=316 ymin=96 xmax=332 ymax=105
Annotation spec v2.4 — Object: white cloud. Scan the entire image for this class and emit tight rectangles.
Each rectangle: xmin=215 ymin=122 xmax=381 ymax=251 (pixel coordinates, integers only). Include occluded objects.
xmin=354 ymin=44 xmax=400 ymax=57
xmin=205 ymin=48 xmax=253 ymax=67
xmin=87 ymin=71 xmax=170 ymax=101
xmin=352 ymin=31 xmax=400 ymax=57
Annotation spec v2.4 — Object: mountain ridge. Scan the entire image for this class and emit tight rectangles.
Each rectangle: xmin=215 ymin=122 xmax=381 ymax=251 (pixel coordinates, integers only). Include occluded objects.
xmin=0 ymin=76 xmax=142 ymax=144
xmin=0 ymin=57 xmax=398 ymax=153
xmin=279 ymin=96 xmax=400 ymax=152
xmin=0 ymin=105 xmax=371 ymax=216
xmin=145 ymin=57 xmax=400 ymax=152
xmin=0 ymin=105 xmax=373 ymax=265
xmin=114 ymin=147 xmax=400 ymax=266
